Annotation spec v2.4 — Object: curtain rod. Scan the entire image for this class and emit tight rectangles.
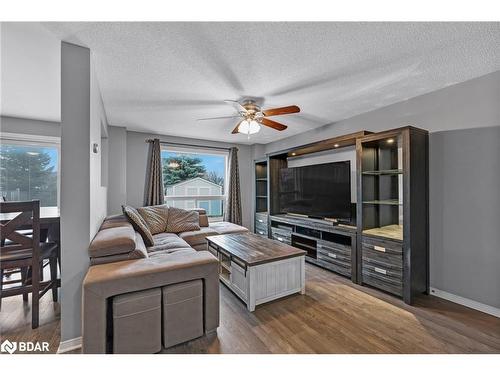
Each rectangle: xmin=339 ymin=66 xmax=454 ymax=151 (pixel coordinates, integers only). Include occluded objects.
xmin=145 ymin=139 xmax=233 ymax=151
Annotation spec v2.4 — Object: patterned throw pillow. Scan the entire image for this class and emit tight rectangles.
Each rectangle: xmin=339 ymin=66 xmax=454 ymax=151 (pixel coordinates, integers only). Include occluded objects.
xmin=165 ymin=207 xmax=200 ymax=233
xmin=122 ymin=205 xmax=155 ymax=246
xmin=137 ymin=204 xmax=169 ymax=235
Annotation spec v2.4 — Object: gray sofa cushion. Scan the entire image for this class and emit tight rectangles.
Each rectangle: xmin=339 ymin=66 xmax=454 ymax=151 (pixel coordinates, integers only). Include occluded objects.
xmin=148 ymin=232 xmax=192 ymax=253
xmin=100 ymin=214 xmax=130 ymax=230
xmin=89 ymin=225 xmax=136 ymax=258
xmin=178 ymin=227 xmax=219 ymax=247
xmin=90 ymin=232 xmax=148 ymax=265
xmin=210 ymin=221 xmax=248 ymax=235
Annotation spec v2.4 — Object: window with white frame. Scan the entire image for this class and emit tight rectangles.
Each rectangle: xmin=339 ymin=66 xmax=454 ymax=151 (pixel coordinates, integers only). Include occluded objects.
xmin=162 ymin=145 xmax=228 ymax=221
xmin=0 ymin=133 xmax=60 ymax=208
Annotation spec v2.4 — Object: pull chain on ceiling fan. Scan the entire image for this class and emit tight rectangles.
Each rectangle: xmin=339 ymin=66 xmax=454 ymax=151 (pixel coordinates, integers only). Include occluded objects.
xmin=197 ymin=100 xmax=300 ymax=136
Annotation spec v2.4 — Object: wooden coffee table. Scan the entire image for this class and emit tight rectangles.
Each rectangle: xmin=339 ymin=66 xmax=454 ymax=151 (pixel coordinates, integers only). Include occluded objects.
xmin=206 ymin=232 xmax=306 ymax=311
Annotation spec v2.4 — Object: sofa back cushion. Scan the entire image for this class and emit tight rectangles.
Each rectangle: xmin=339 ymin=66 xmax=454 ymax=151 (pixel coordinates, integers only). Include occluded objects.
xmin=166 ymin=207 xmax=200 ymax=233
xmin=137 ymin=204 xmax=169 ymax=234
xmin=89 ymin=224 xmax=136 ymax=258
xmin=190 ymin=208 xmax=209 ymax=227
xmin=90 ymin=231 xmax=148 ymax=265
xmin=122 ymin=205 xmax=155 ymax=246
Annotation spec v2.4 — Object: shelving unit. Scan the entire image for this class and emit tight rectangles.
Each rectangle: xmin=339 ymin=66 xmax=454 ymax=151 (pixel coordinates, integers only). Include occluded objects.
xmin=357 ymin=126 xmax=429 ymax=304
xmin=254 ymin=159 xmax=269 ymax=237
xmin=250 ymin=127 xmax=428 ymax=305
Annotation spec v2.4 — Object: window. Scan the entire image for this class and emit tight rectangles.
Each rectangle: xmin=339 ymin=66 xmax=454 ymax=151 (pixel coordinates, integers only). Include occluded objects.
xmin=162 ymin=146 xmax=228 ymax=222
xmin=0 ymin=133 xmax=60 ymax=207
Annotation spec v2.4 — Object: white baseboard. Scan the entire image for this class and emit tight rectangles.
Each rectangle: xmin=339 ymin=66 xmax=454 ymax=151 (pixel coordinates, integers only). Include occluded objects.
xmin=430 ymin=287 xmax=500 ymax=318
xmin=57 ymin=336 xmax=82 ymax=354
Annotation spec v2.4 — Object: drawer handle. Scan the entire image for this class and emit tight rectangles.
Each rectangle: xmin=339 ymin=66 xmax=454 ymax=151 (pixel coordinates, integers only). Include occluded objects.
xmin=258 ymin=219 xmax=264 ymax=223
xmin=277 ymin=237 xmax=284 ymax=242
xmin=374 ymin=267 xmax=387 ymax=275
xmin=258 ymin=231 xmax=264 ymax=235
xmin=327 ymin=252 xmax=337 ymax=259
xmin=374 ymin=245 xmax=386 ymax=252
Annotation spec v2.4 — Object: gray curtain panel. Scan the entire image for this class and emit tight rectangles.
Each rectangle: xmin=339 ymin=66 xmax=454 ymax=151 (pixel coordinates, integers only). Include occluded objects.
xmin=145 ymin=138 xmax=165 ymax=206
xmin=224 ymin=147 xmax=242 ymax=225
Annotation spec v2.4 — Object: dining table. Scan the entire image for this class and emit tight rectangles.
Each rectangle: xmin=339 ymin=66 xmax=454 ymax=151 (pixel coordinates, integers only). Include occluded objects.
xmin=0 ymin=206 xmax=60 ymax=244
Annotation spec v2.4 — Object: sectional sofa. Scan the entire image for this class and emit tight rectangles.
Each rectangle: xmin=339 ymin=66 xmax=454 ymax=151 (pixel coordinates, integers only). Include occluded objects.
xmin=82 ymin=207 xmax=247 ymax=353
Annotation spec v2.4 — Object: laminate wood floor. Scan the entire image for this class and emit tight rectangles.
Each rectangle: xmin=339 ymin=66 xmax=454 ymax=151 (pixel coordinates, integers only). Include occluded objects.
xmin=164 ymin=264 xmax=500 ymax=354
xmin=1 ymin=263 xmax=499 ymax=354
xmin=0 ymin=291 xmax=60 ymax=354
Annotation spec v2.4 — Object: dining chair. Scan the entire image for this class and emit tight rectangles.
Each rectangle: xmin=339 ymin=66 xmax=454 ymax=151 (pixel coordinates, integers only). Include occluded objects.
xmin=0 ymin=200 xmax=60 ymax=328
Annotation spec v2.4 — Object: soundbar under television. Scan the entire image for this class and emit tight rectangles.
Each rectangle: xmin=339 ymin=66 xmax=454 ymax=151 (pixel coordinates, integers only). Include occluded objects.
xmin=279 ymin=161 xmax=351 ymax=221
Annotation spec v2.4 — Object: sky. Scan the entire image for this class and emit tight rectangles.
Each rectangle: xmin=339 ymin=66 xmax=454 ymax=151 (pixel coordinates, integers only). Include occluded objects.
xmin=161 ymin=150 xmax=225 ymax=177
xmin=0 ymin=144 xmax=59 ymax=169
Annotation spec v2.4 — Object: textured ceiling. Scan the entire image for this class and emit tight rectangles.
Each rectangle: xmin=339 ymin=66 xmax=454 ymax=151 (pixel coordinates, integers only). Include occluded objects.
xmin=42 ymin=22 xmax=500 ymax=144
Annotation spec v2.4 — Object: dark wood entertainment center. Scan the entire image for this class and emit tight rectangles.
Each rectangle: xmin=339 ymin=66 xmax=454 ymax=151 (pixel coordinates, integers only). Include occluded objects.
xmin=253 ymin=126 xmax=429 ymax=304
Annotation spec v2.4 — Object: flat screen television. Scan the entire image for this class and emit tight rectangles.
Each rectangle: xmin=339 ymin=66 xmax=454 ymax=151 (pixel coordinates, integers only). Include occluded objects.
xmin=279 ymin=161 xmax=351 ymax=220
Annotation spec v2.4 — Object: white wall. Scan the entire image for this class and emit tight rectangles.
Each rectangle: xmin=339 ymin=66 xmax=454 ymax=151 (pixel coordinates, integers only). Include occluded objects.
xmin=60 ymin=42 xmax=108 ymax=342
xmin=107 ymin=126 xmax=127 ymax=215
xmin=0 ymin=22 xmax=61 ymax=122
xmin=253 ymin=71 xmax=500 ymax=310
xmin=0 ymin=116 xmax=60 ymax=137
xmin=89 ymin=60 xmax=108 ymax=236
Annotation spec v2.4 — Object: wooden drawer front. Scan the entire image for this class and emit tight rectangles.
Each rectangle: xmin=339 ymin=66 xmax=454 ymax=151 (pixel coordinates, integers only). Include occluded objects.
xmin=255 ymin=213 xmax=268 ymax=224
xmin=255 ymin=228 xmax=268 ymax=237
xmin=317 ymin=251 xmax=351 ymax=269
xmin=271 ymin=227 xmax=292 ymax=240
xmin=317 ymin=240 xmax=351 ymax=258
xmin=271 ymin=228 xmax=291 ymax=245
xmin=272 ymin=234 xmax=291 ymax=245
xmin=362 ymin=269 xmax=403 ymax=296
xmin=307 ymin=257 xmax=351 ymax=278
xmin=362 ymin=236 xmax=402 ymax=256
xmin=362 ymin=246 xmax=403 ymax=273
xmin=255 ymin=220 xmax=268 ymax=234
xmin=362 ymin=257 xmax=402 ymax=280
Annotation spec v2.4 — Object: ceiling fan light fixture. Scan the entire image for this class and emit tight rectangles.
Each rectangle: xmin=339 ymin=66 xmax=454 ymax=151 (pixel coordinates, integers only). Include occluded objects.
xmin=238 ymin=119 xmax=260 ymax=135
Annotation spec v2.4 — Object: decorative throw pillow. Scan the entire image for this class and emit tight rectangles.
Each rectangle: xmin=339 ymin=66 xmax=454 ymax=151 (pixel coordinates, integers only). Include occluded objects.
xmin=122 ymin=205 xmax=155 ymax=246
xmin=137 ymin=204 xmax=169 ymax=235
xmin=166 ymin=207 xmax=201 ymax=233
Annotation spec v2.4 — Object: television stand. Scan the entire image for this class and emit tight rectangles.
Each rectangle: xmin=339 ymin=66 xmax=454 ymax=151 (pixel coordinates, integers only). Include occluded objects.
xmin=269 ymin=214 xmax=358 ymax=282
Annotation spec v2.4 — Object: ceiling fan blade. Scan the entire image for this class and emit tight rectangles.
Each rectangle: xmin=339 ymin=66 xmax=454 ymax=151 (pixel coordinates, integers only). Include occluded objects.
xmin=262 ymin=105 xmax=300 ymax=117
xmin=261 ymin=118 xmax=288 ymax=131
xmin=197 ymin=115 xmax=241 ymax=121
xmin=224 ymin=100 xmax=248 ymax=114
xmin=231 ymin=119 xmax=244 ymax=134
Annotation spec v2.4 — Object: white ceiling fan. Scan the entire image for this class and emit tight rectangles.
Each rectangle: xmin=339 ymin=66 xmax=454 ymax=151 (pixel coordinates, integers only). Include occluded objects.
xmin=197 ymin=99 xmax=300 ymax=136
